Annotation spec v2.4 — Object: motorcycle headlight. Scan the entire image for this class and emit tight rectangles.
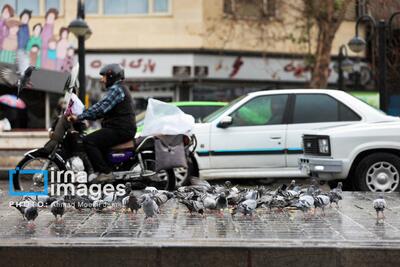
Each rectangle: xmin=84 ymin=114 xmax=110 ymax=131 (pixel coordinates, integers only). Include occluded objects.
xmin=318 ymin=138 xmax=330 ymax=154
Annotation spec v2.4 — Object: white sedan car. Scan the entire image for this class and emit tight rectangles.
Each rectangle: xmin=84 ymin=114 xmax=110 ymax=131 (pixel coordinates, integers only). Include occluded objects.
xmin=187 ymin=89 xmax=398 ymax=181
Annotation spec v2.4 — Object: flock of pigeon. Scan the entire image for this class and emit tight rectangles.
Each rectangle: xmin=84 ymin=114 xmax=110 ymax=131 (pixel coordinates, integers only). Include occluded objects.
xmin=10 ymin=177 xmax=388 ymax=228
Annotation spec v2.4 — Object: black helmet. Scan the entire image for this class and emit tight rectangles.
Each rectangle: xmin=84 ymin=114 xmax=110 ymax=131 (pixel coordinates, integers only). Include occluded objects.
xmin=99 ymin=64 xmax=125 ymax=87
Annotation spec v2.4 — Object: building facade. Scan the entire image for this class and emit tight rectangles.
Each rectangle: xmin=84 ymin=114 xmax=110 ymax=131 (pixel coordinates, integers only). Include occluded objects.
xmin=0 ymin=0 xmax=369 ymax=127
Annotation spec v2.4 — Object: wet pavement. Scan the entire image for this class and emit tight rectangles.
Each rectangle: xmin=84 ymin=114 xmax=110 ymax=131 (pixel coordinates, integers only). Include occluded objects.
xmin=0 ymin=181 xmax=400 ymax=249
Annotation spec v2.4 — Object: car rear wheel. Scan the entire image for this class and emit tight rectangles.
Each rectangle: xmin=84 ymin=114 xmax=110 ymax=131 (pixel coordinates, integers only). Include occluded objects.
xmin=354 ymin=152 xmax=400 ymax=192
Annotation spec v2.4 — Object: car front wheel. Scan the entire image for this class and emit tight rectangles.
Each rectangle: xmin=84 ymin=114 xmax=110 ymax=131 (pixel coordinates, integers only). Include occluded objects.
xmin=354 ymin=152 xmax=400 ymax=192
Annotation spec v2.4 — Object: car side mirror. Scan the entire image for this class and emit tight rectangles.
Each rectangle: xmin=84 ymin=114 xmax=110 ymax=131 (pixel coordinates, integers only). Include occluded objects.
xmin=217 ymin=116 xmax=233 ymax=128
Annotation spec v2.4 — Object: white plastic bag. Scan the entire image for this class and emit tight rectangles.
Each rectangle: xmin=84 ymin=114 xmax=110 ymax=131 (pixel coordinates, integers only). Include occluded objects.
xmin=64 ymin=93 xmax=84 ymax=116
xmin=141 ymin=98 xmax=195 ymax=136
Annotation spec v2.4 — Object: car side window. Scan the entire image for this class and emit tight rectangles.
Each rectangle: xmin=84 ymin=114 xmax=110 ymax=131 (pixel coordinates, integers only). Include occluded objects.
xmin=293 ymin=94 xmax=361 ymax=123
xmin=339 ymin=102 xmax=361 ymax=121
xmin=230 ymin=95 xmax=288 ymax=127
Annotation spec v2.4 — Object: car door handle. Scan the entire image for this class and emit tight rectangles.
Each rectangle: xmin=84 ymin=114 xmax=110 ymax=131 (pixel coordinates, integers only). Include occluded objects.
xmin=270 ymin=136 xmax=282 ymax=140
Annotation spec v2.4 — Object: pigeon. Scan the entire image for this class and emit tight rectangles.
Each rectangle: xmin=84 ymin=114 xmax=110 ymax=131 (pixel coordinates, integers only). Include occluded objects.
xmin=50 ymin=199 xmax=66 ymax=221
xmin=12 ymin=200 xmax=38 ymax=224
xmin=24 ymin=205 xmax=39 ymax=224
xmin=373 ymin=195 xmax=386 ymax=222
xmin=216 ymin=192 xmax=228 ymax=210
xmin=0 ymin=53 xmax=35 ymax=97
xmin=200 ymin=193 xmax=217 ymax=210
xmin=328 ymin=182 xmax=343 ymax=208
xmin=189 ymin=176 xmax=211 ymax=190
xmin=122 ymin=192 xmax=141 ymax=213
xmin=179 ymin=199 xmax=204 ymax=215
xmin=144 ymin=186 xmax=158 ymax=195
xmin=295 ymin=188 xmax=315 ymax=219
xmin=233 ymin=199 xmax=257 ymax=216
xmin=226 ymin=187 xmax=242 ymax=205
xmin=142 ymin=194 xmax=159 ymax=219
xmin=153 ymin=191 xmax=174 ymax=207
xmin=314 ymin=194 xmax=331 ymax=216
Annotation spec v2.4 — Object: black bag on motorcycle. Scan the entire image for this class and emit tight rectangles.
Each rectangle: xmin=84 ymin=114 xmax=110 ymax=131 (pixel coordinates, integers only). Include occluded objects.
xmin=154 ymin=135 xmax=188 ymax=172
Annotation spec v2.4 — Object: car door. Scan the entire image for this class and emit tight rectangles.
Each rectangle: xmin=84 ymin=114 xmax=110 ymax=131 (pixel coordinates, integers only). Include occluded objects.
xmin=285 ymin=93 xmax=362 ymax=167
xmin=209 ymin=94 xmax=289 ymax=169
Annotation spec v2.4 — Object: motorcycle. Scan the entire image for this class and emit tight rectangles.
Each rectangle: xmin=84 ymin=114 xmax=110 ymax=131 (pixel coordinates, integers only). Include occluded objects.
xmin=12 ymin=64 xmax=195 ymax=193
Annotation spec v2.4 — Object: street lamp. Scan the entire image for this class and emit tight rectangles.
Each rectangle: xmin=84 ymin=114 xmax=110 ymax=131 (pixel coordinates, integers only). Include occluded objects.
xmin=348 ymin=12 xmax=400 ymax=113
xmin=335 ymin=45 xmax=353 ymax=91
xmin=68 ymin=0 xmax=91 ymax=103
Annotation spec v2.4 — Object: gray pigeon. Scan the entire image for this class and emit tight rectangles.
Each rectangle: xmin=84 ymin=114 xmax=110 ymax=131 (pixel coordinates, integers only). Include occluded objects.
xmin=50 ymin=199 xmax=66 ymax=221
xmin=328 ymin=182 xmax=343 ymax=208
xmin=233 ymin=199 xmax=257 ymax=216
xmin=142 ymin=194 xmax=159 ymax=219
xmin=12 ymin=200 xmax=38 ymax=224
xmin=314 ymin=194 xmax=330 ymax=216
xmin=179 ymin=199 xmax=204 ymax=215
xmin=200 ymin=193 xmax=217 ymax=210
xmin=24 ymin=205 xmax=39 ymax=224
xmin=373 ymin=195 xmax=386 ymax=222
xmin=216 ymin=192 xmax=228 ymax=210
xmin=153 ymin=191 xmax=174 ymax=207
xmin=295 ymin=189 xmax=315 ymax=219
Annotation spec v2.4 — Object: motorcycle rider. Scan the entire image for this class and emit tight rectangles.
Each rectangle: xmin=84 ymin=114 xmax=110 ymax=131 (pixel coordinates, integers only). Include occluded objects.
xmin=68 ymin=64 xmax=136 ymax=182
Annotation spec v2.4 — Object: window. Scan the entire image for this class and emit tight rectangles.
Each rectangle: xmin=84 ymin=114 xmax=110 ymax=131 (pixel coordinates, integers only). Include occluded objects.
xmin=0 ymin=0 xmax=39 ymax=16
xmin=102 ymin=0 xmax=169 ymax=15
xmin=0 ymin=0 xmax=63 ymax=16
xmin=45 ymin=0 xmax=59 ymax=12
xmin=230 ymin=94 xmax=288 ymax=127
xmin=293 ymin=94 xmax=361 ymax=124
xmin=85 ymin=0 xmax=98 ymax=14
xmin=153 ymin=0 xmax=168 ymax=12
xmin=224 ymin=0 xmax=276 ymax=19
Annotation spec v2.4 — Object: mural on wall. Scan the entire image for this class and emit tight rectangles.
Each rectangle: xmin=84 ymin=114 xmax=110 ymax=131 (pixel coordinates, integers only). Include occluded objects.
xmin=0 ymin=4 xmax=75 ymax=72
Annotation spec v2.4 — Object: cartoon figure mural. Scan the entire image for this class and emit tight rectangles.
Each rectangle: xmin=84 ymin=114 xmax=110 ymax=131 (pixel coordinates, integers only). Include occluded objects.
xmin=29 ymin=44 xmax=40 ymax=67
xmin=61 ymin=46 xmax=75 ymax=72
xmin=26 ymin=23 xmax=42 ymax=67
xmin=43 ymin=37 xmax=57 ymax=70
xmin=0 ymin=19 xmax=19 ymax=63
xmin=0 ymin=4 xmax=14 ymax=49
xmin=17 ymin=9 xmax=32 ymax=50
xmin=0 ymin=4 xmax=75 ymax=72
xmin=56 ymin=27 xmax=69 ymax=71
xmin=41 ymin=8 xmax=58 ymax=70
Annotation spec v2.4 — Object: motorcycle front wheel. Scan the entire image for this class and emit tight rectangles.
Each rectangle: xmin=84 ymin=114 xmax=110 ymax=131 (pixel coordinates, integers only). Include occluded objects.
xmin=12 ymin=150 xmax=66 ymax=193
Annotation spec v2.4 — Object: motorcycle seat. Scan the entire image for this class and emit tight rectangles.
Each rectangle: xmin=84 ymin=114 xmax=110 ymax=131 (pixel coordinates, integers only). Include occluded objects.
xmin=111 ymin=140 xmax=135 ymax=150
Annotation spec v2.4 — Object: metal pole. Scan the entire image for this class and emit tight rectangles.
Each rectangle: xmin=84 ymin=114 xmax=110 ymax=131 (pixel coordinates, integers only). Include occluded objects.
xmin=338 ymin=49 xmax=344 ymax=91
xmin=378 ymin=20 xmax=387 ymax=112
xmin=78 ymin=35 xmax=86 ymax=103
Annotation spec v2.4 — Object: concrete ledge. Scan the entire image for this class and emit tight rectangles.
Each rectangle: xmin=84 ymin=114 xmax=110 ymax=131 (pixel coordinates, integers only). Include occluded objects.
xmin=0 ymin=131 xmax=48 ymax=150
xmin=0 ymin=245 xmax=398 ymax=267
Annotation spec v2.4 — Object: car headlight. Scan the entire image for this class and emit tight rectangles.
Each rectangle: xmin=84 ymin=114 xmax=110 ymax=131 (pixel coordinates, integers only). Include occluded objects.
xmin=318 ymin=138 xmax=330 ymax=154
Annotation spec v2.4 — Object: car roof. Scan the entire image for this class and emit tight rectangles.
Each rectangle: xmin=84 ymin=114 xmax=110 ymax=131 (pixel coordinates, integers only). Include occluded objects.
xmin=172 ymin=101 xmax=227 ymax=106
xmin=247 ymin=89 xmax=347 ymax=96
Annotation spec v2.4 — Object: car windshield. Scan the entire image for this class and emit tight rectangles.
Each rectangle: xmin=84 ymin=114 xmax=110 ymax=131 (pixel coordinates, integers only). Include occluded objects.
xmin=202 ymin=95 xmax=246 ymax=123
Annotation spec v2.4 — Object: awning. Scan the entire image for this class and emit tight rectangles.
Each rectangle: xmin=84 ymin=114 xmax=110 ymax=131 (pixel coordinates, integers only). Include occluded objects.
xmin=0 ymin=63 xmax=69 ymax=94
